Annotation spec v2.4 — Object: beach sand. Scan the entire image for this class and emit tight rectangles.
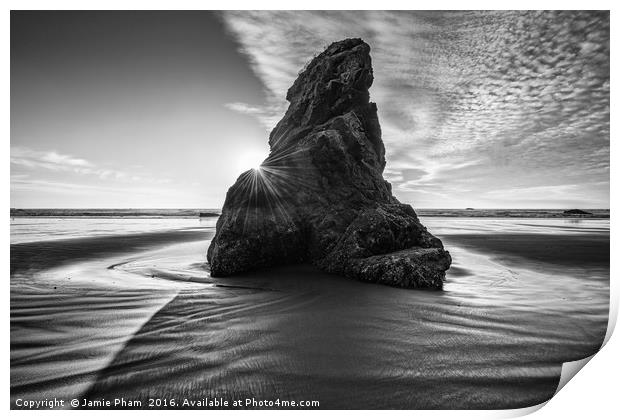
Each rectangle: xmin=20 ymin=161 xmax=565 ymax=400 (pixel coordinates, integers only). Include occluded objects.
xmin=443 ymin=233 xmax=609 ymax=271
xmin=10 ymin=218 xmax=609 ymax=409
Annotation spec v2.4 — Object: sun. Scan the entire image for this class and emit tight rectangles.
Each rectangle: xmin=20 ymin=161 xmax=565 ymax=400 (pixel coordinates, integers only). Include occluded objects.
xmin=237 ymin=149 xmax=266 ymax=172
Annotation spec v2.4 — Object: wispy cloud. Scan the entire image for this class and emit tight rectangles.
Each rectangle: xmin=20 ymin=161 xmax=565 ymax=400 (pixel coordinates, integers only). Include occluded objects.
xmin=479 ymin=181 xmax=609 ymax=208
xmin=224 ymin=102 xmax=283 ymax=131
xmin=221 ymin=11 xmax=609 ymax=208
xmin=11 ymin=146 xmax=172 ymax=184
xmin=11 ymin=146 xmax=126 ymax=179
xmin=10 ymin=176 xmax=175 ymax=196
xmin=11 ymin=147 xmax=93 ymax=170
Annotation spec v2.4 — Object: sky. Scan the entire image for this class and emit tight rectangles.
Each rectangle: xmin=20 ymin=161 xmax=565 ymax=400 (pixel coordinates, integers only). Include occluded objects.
xmin=11 ymin=11 xmax=609 ymax=209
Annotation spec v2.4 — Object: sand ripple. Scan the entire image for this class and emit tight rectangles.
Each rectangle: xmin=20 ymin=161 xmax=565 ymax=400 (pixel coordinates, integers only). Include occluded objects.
xmin=11 ymin=220 xmax=609 ymax=409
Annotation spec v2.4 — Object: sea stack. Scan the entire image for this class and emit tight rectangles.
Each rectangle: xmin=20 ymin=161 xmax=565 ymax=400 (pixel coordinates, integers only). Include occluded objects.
xmin=563 ymin=209 xmax=593 ymax=216
xmin=208 ymin=38 xmax=451 ymax=289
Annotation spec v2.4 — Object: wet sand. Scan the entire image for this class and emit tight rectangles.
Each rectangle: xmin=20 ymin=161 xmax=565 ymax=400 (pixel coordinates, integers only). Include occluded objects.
xmin=10 ymin=228 xmax=210 ymax=274
xmin=10 ymin=219 xmax=609 ymax=409
xmin=11 ymin=230 xmax=213 ymax=404
xmin=443 ymin=233 xmax=609 ymax=270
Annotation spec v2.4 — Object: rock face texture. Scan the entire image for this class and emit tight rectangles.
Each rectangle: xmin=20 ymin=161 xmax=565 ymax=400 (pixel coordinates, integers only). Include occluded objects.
xmin=207 ymin=38 xmax=451 ymax=289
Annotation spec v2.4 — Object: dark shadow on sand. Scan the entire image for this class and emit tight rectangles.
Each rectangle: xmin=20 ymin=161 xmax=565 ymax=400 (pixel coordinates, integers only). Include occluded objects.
xmin=10 ymin=229 xmax=214 ymax=275
xmin=443 ymin=233 xmax=609 ymax=270
xmin=80 ymin=263 xmax=592 ymax=409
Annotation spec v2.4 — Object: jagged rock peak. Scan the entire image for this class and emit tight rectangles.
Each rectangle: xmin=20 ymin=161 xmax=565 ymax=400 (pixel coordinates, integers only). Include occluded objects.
xmin=269 ymin=38 xmax=375 ymax=152
xmin=287 ymin=38 xmax=372 ymax=110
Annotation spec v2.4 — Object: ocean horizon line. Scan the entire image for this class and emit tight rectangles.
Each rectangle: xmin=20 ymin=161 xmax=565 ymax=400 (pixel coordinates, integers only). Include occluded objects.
xmin=9 ymin=207 xmax=611 ymax=211
xmin=10 ymin=208 xmax=610 ymax=219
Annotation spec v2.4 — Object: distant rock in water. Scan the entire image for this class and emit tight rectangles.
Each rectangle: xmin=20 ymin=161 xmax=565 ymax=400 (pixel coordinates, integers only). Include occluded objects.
xmin=563 ymin=209 xmax=593 ymax=216
xmin=207 ymin=38 xmax=451 ymax=289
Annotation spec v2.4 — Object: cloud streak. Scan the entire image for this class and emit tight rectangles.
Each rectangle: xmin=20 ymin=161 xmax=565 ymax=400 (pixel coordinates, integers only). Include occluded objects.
xmin=11 ymin=147 xmax=93 ymax=171
xmin=11 ymin=146 xmax=172 ymax=184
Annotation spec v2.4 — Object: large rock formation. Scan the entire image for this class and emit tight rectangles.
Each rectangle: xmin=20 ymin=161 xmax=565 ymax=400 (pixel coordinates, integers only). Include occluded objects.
xmin=207 ymin=38 xmax=451 ymax=289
